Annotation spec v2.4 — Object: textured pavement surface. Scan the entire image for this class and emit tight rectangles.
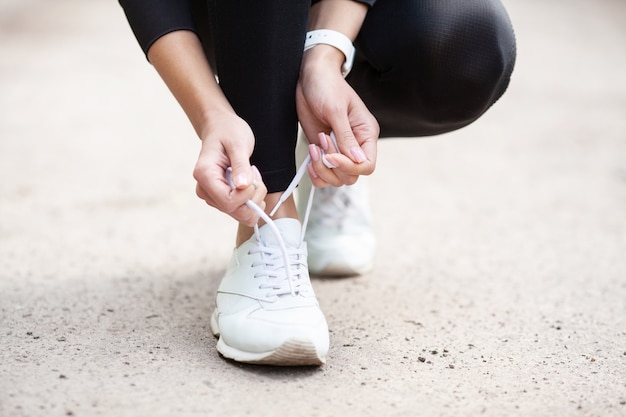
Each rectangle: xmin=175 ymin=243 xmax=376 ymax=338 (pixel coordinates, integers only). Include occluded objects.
xmin=1 ymin=0 xmax=625 ymax=416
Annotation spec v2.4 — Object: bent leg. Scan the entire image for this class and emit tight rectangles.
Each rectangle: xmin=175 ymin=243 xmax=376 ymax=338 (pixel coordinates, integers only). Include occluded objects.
xmin=349 ymin=0 xmax=517 ymax=137
xmin=201 ymin=0 xmax=310 ymax=192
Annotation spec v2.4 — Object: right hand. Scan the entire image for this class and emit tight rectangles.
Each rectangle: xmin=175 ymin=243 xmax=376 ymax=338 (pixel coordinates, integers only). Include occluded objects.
xmin=296 ymin=45 xmax=379 ymax=189
xmin=192 ymin=112 xmax=267 ymax=226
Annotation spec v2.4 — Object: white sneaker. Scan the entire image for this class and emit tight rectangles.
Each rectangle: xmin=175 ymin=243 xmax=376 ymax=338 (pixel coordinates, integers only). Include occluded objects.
xmin=296 ymin=133 xmax=377 ymax=277
xmin=210 ymin=218 xmax=329 ymax=366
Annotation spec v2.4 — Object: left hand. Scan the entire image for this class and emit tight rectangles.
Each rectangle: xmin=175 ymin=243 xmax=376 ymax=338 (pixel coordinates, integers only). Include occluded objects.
xmin=296 ymin=45 xmax=379 ymax=188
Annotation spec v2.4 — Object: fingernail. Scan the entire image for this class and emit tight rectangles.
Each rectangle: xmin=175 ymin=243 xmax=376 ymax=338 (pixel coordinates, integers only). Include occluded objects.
xmin=234 ymin=173 xmax=249 ymax=188
xmin=350 ymin=146 xmax=367 ymax=163
xmin=319 ymin=133 xmax=329 ymax=151
xmin=322 ymin=154 xmax=338 ymax=169
xmin=309 ymin=144 xmax=320 ymax=162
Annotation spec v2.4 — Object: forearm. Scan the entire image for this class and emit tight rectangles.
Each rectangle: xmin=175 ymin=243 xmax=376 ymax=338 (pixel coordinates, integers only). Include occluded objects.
xmin=147 ymin=30 xmax=233 ymax=140
xmin=308 ymin=0 xmax=368 ymax=39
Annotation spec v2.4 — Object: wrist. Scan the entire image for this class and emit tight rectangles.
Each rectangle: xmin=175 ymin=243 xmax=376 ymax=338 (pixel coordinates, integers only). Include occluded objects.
xmin=304 ymin=29 xmax=355 ymax=77
xmin=197 ymin=106 xmax=235 ymax=141
xmin=302 ymin=43 xmax=347 ymax=78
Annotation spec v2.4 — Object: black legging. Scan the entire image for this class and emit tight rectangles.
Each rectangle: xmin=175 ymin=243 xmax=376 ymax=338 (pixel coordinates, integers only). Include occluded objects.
xmin=192 ymin=0 xmax=516 ymax=192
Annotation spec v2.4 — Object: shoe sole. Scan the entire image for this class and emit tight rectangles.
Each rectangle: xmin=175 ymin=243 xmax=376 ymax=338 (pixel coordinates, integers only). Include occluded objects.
xmin=210 ymin=311 xmax=326 ymax=366
xmin=309 ymin=261 xmax=374 ymax=278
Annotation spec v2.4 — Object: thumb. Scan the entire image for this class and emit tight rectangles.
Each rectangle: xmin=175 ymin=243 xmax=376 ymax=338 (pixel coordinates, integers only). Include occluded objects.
xmin=330 ymin=124 xmax=367 ymax=164
xmin=227 ymin=152 xmax=254 ymax=190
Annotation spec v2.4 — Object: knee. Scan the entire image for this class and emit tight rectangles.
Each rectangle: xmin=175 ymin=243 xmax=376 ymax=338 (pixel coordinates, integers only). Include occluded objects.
xmin=356 ymin=0 xmax=517 ymax=136
xmin=409 ymin=1 xmax=517 ymax=129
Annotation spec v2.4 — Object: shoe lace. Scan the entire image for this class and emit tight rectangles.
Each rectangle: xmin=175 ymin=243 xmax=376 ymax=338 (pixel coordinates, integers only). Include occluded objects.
xmin=225 ymin=155 xmax=316 ymax=298
xmin=250 ymin=242 xmax=309 ymax=298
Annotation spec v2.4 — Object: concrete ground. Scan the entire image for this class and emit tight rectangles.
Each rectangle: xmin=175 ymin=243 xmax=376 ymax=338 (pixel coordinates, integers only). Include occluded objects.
xmin=1 ymin=0 xmax=625 ymax=416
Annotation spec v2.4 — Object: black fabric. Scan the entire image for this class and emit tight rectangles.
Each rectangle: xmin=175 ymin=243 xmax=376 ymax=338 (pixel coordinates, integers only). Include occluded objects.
xmin=205 ymin=0 xmax=310 ymax=192
xmin=312 ymin=0 xmax=376 ymax=6
xmin=119 ymin=0 xmax=197 ymax=56
xmin=119 ymin=0 xmax=516 ymax=192
xmin=350 ymin=0 xmax=517 ymax=137
xmin=118 ymin=0 xmax=375 ymax=58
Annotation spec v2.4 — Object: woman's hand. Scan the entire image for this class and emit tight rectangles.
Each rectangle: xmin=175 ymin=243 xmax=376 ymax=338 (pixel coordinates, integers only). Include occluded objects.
xmin=148 ymin=31 xmax=266 ymax=226
xmin=296 ymin=44 xmax=379 ymax=188
xmin=192 ymin=112 xmax=267 ymax=227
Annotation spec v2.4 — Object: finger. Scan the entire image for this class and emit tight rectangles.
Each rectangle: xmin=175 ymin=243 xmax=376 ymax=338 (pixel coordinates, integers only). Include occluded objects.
xmin=354 ymin=125 xmax=379 ymax=169
xmin=224 ymin=166 xmax=267 ymax=225
xmin=230 ymin=164 xmax=254 ymax=190
xmin=308 ymin=145 xmax=351 ymax=187
xmin=231 ymin=203 xmax=263 ymax=227
xmin=247 ymin=165 xmax=268 ymax=210
xmin=223 ymin=142 xmax=254 ymax=189
xmin=222 ymin=191 xmax=263 ymax=226
xmin=317 ymin=149 xmax=374 ymax=179
xmin=308 ymin=144 xmax=339 ymax=186
xmin=307 ymin=162 xmax=333 ymax=188
xmin=316 ymin=129 xmax=373 ymax=182
xmin=318 ymin=132 xmax=337 ymax=153
xmin=196 ymin=170 xmax=260 ymax=216
xmin=359 ymin=138 xmax=378 ymax=169
xmin=328 ymin=124 xmax=367 ymax=165
xmin=195 ymin=183 xmax=217 ymax=207
xmin=321 ymin=154 xmax=359 ymax=185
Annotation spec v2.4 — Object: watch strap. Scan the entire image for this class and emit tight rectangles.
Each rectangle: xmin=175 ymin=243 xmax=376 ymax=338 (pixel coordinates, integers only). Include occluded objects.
xmin=304 ymin=29 xmax=355 ymax=77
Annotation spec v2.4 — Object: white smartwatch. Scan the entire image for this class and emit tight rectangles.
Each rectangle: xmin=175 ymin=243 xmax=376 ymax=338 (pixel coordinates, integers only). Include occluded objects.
xmin=304 ymin=29 xmax=356 ymax=77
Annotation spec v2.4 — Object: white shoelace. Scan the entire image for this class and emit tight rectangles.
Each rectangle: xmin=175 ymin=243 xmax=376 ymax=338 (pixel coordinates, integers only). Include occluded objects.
xmin=250 ymin=242 xmax=310 ymax=298
xmin=225 ymin=134 xmax=344 ymax=297
xmin=225 ymin=155 xmax=315 ymax=297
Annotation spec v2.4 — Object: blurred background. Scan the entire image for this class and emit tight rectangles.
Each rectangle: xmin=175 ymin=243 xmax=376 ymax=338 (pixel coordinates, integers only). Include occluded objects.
xmin=1 ymin=0 xmax=625 ymax=416
xmin=1 ymin=0 xmax=624 ymax=281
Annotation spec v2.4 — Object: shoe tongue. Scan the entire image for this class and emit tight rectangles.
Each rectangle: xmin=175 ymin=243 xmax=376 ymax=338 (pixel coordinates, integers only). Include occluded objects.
xmin=258 ymin=218 xmax=302 ymax=247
